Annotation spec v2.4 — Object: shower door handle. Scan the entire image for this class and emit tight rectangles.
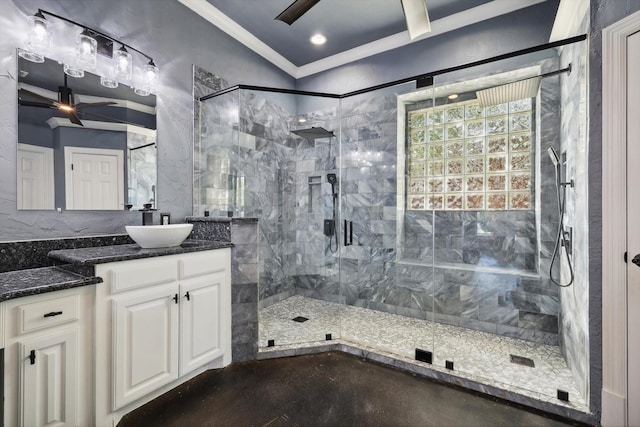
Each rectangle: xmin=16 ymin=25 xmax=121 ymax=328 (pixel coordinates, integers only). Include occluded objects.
xmin=344 ymin=220 xmax=353 ymax=246
xmin=632 ymin=254 xmax=640 ymax=267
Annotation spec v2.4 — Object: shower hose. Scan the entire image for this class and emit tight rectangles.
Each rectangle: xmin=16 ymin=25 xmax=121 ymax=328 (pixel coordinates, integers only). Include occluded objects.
xmin=549 ymin=163 xmax=575 ymax=287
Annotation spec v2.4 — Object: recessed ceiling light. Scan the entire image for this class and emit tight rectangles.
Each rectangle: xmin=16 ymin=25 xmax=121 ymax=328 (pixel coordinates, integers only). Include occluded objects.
xmin=448 ymin=94 xmax=459 ymax=100
xmin=310 ymin=34 xmax=326 ymax=45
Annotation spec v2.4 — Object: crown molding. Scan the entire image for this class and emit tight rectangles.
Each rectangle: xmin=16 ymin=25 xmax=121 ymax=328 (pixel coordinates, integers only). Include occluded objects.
xmin=180 ymin=0 xmax=548 ymax=79
xmin=46 ymin=117 xmax=157 ymax=137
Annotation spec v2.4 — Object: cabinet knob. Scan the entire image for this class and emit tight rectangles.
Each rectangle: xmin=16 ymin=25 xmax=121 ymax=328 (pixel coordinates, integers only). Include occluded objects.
xmin=29 ymin=350 xmax=36 ymax=365
xmin=173 ymin=294 xmax=179 ymax=304
xmin=184 ymin=291 xmax=190 ymax=301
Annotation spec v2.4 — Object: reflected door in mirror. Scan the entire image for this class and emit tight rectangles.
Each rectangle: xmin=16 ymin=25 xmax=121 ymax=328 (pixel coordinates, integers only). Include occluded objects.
xmin=64 ymin=147 xmax=124 ymax=210
xmin=17 ymin=143 xmax=54 ymax=210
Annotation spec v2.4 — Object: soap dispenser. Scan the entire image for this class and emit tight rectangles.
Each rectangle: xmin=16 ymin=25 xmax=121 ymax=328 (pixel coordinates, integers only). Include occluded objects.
xmin=142 ymin=211 xmax=153 ymax=225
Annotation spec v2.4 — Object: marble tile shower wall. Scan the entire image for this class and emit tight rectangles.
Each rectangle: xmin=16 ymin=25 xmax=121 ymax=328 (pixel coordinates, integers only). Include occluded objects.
xmin=193 ymin=66 xmax=231 ymax=215
xmin=559 ymin=19 xmax=589 ymax=401
xmin=336 ymin=91 xmax=561 ymax=344
xmin=288 ymin=107 xmax=342 ymax=305
xmin=236 ymin=91 xmax=299 ymax=304
xmin=195 ymin=69 xmax=566 ymax=345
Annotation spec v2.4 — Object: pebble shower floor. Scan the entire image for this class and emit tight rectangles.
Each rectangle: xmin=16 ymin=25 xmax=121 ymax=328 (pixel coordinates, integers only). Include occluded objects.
xmin=259 ymin=295 xmax=588 ymax=413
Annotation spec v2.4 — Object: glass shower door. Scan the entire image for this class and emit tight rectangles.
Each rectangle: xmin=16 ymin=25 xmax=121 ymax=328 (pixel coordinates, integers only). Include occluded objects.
xmin=250 ymin=90 xmax=343 ymax=349
xmin=338 ymin=83 xmax=435 ymax=361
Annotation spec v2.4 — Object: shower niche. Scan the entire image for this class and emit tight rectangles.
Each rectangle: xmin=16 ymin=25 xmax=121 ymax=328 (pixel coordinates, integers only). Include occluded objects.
xmin=193 ymin=35 xmax=590 ymax=420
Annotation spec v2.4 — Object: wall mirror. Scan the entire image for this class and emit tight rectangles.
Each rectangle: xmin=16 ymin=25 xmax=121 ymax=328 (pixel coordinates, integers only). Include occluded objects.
xmin=17 ymin=55 xmax=157 ymax=211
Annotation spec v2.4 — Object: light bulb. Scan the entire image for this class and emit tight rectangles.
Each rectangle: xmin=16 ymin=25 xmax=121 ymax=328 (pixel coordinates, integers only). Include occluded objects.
xmin=113 ymin=45 xmax=132 ymax=82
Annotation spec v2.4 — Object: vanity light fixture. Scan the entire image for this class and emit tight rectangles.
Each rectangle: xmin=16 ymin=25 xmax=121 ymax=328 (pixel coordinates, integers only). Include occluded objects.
xmin=18 ymin=11 xmax=51 ymax=63
xmin=18 ymin=9 xmax=159 ymax=95
xmin=310 ymin=34 xmax=327 ymax=45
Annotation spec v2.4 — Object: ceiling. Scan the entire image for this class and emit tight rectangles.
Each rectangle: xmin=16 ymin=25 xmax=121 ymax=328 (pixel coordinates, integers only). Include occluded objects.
xmin=205 ymin=0 xmax=491 ymax=67
xmin=181 ymin=0 xmax=553 ymax=78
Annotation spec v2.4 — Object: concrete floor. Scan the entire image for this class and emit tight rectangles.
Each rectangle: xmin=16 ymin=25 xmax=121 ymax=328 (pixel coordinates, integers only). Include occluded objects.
xmin=118 ymin=352 xmax=587 ymax=427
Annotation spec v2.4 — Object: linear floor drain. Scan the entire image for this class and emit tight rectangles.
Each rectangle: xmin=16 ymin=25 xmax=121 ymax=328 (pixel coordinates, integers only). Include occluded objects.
xmin=510 ymin=354 xmax=535 ymax=367
xmin=292 ymin=316 xmax=309 ymax=323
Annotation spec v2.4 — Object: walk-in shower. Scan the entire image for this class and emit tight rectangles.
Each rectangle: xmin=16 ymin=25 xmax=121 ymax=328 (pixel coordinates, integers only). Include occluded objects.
xmin=194 ymin=35 xmax=590 ymax=419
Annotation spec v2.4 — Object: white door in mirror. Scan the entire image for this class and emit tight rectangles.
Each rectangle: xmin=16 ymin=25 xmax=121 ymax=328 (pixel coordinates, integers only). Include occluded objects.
xmin=126 ymin=224 xmax=193 ymax=248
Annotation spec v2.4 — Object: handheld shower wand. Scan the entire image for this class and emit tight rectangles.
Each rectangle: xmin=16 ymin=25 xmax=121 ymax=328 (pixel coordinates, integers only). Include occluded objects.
xmin=547 ymin=147 xmax=574 ymax=287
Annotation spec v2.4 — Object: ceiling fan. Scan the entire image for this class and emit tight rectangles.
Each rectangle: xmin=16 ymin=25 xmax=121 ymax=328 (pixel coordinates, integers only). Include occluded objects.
xmin=275 ymin=0 xmax=431 ymax=40
xmin=18 ymin=75 xmax=116 ymax=127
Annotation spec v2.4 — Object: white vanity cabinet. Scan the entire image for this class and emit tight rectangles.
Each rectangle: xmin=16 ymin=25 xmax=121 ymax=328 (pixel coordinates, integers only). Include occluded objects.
xmin=3 ymin=286 xmax=94 ymax=427
xmin=94 ymin=248 xmax=231 ymax=426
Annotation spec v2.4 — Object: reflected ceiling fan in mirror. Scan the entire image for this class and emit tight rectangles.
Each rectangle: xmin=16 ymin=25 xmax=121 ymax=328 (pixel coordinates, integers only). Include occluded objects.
xmin=18 ymin=74 xmax=116 ymax=127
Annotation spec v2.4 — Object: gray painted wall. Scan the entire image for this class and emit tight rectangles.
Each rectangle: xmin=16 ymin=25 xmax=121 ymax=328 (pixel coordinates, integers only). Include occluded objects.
xmin=587 ymin=0 xmax=640 ymax=418
xmin=0 ymin=0 xmax=294 ymax=241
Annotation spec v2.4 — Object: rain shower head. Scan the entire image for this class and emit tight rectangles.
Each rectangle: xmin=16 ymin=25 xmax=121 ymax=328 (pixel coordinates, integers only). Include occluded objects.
xmin=475 ymin=65 xmax=572 ymax=108
xmin=291 ymin=126 xmax=335 ymax=140
xmin=476 ymin=76 xmax=542 ymax=108
xmin=547 ymin=147 xmax=560 ymax=166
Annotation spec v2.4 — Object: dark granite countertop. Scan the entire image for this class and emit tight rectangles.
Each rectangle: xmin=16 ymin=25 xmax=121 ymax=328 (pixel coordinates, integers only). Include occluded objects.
xmin=186 ymin=216 xmax=258 ymax=223
xmin=48 ymin=240 xmax=233 ymax=265
xmin=0 ymin=266 xmax=103 ymax=301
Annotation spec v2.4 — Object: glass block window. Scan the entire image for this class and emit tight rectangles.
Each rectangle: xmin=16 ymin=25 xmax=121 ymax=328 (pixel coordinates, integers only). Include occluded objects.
xmin=407 ymin=98 xmax=532 ymax=211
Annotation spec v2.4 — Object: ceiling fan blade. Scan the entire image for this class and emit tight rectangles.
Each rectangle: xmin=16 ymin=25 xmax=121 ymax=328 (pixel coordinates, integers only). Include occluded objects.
xmin=275 ymin=0 xmax=321 ymax=25
xmin=18 ymin=99 xmax=56 ymax=109
xmin=80 ymin=110 xmax=144 ymax=126
xmin=75 ymin=101 xmax=118 ymax=109
xmin=67 ymin=111 xmax=84 ymax=127
xmin=19 ymin=88 xmax=57 ymax=104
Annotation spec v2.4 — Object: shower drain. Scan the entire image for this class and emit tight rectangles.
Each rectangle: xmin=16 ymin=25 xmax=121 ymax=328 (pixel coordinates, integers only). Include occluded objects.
xmin=510 ymin=354 xmax=535 ymax=367
xmin=292 ymin=316 xmax=309 ymax=323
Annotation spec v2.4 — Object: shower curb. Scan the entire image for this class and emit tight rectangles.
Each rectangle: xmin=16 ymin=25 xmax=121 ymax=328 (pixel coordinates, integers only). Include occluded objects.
xmin=257 ymin=341 xmax=597 ymax=425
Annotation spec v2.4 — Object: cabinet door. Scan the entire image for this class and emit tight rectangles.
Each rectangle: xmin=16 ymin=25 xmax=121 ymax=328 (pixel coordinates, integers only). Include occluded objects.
xmin=179 ymin=274 xmax=227 ymax=376
xmin=112 ymin=285 xmax=179 ymax=410
xmin=20 ymin=328 xmax=79 ymax=427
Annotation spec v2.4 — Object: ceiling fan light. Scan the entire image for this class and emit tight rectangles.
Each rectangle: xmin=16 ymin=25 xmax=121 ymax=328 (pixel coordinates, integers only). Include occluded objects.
xmin=57 ymin=104 xmax=75 ymax=113
xmin=400 ymin=0 xmax=431 ymax=40
xmin=19 ymin=11 xmax=51 ymax=63
xmin=113 ymin=45 xmax=132 ymax=82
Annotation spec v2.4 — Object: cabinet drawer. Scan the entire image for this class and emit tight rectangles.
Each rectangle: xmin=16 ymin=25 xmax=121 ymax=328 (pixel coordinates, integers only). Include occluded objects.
xmin=17 ymin=294 xmax=79 ymax=335
xmin=109 ymin=257 xmax=178 ymax=293
xmin=179 ymin=249 xmax=229 ymax=279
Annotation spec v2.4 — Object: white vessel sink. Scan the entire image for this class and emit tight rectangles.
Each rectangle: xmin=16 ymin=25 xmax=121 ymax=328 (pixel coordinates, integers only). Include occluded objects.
xmin=126 ymin=224 xmax=193 ymax=249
